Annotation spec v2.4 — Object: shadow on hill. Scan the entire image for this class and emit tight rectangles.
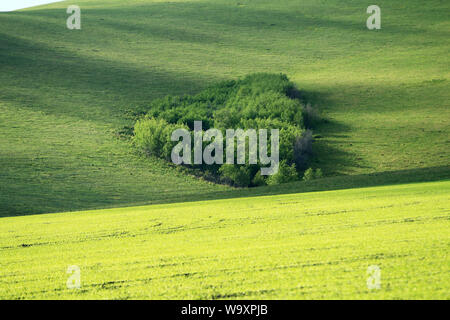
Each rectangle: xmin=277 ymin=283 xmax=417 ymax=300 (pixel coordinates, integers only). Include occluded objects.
xmin=297 ymin=88 xmax=367 ymax=174
xmin=192 ymin=165 xmax=450 ymax=203
xmin=0 ymin=32 xmax=212 ymax=124
xmin=2 ymin=166 xmax=447 ymax=218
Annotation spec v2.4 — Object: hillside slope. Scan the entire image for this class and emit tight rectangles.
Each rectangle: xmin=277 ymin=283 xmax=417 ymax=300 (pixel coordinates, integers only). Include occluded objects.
xmin=0 ymin=0 xmax=449 ymax=215
xmin=0 ymin=181 xmax=448 ymax=299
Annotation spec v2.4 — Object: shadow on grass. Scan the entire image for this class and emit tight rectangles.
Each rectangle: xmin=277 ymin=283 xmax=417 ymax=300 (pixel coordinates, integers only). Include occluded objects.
xmin=187 ymin=165 xmax=450 ymax=204
xmin=0 ymin=32 xmax=211 ymax=123
xmin=3 ymin=166 xmax=446 ymax=218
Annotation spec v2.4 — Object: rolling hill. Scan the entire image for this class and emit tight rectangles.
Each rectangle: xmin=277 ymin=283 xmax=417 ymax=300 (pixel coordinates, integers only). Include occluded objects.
xmin=0 ymin=0 xmax=449 ymax=300
xmin=1 ymin=0 xmax=448 ymax=215
xmin=1 ymin=181 xmax=449 ymax=299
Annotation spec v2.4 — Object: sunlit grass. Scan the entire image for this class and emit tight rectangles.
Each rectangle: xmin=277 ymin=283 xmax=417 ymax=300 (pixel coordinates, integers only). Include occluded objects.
xmin=0 ymin=181 xmax=448 ymax=299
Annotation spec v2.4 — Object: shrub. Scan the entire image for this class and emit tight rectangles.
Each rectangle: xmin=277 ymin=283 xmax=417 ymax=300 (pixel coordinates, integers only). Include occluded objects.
xmin=133 ymin=118 xmax=185 ymax=160
xmin=302 ymin=168 xmax=315 ymax=181
xmin=133 ymin=73 xmax=320 ymax=187
xmin=213 ymin=108 xmax=241 ymax=129
xmin=302 ymin=168 xmax=323 ymax=181
xmin=315 ymin=168 xmax=323 ymax=179
xmin=252 ymin=171 xmax=267 ymax=186
xmin=266 ymin=160 xmax=298 ymax=185
xmin=219 ymin=165 xmax=252 ymax=187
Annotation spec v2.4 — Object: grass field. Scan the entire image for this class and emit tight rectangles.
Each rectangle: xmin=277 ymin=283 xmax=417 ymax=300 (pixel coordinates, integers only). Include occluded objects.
xmin=0 ymin=181 xmax=448 ymax=299
xmin=1 ymin=0 xmax=449 ymax=215
xmin=0 ymin=0 xmax=449 ymax=300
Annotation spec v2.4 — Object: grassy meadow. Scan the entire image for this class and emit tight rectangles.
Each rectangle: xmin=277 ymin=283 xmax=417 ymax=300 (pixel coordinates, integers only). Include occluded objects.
xmin=0 ymin=181 xmax=449 ymax=299
xmin=0 ymin=0 xmax=449 ymax=300
xmin=1 ymin=0 xmax=449 ymax=215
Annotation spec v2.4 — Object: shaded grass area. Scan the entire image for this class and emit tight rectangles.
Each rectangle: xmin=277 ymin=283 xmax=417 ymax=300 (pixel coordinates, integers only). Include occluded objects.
xmin=0 ymin=102 xmax=230 ymax=216
xmin=1 ymin=180 xmax=448 ymax=299
xmin=1 ymin=162 xmax=447 ymax=218
xmin=0 ymin=0 xmax=449 ymax=215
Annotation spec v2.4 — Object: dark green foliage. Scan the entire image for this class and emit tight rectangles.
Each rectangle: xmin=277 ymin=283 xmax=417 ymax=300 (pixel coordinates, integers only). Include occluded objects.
xmin=302 ymin=103 xmax=321 ymax=129
xmin=134 ymin=73 xmax=313 ymax=187
xmin=293 ymin=130 xmax=314 ymax=171
xmin=315 ymin=168 xmax=323 ymax=179
xmin=302 ymin=168 xmax=315 ymax=181
xmin=219 ymin=165 xmax=253 ymax=187
xmin=252 ymin=171 xmax=267 ymax=187
xmin=303 ymin=168 xmax=323 ymax=181
xmin=267 ymin=160 xmax=298 ymax=185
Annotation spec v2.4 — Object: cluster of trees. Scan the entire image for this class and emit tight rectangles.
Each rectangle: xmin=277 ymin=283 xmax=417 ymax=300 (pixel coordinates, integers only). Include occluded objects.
xmin=133 ymin=73 xmax=320 ymax=187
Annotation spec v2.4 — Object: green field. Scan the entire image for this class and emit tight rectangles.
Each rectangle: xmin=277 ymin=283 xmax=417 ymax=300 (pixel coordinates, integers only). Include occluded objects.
xmin=0 ymin=0 xmax=449 ymax=300
xmin=1 ymin=0 xmax=449 ymax=215
xmin=0 ymin=181 xmax=448 ymax=299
